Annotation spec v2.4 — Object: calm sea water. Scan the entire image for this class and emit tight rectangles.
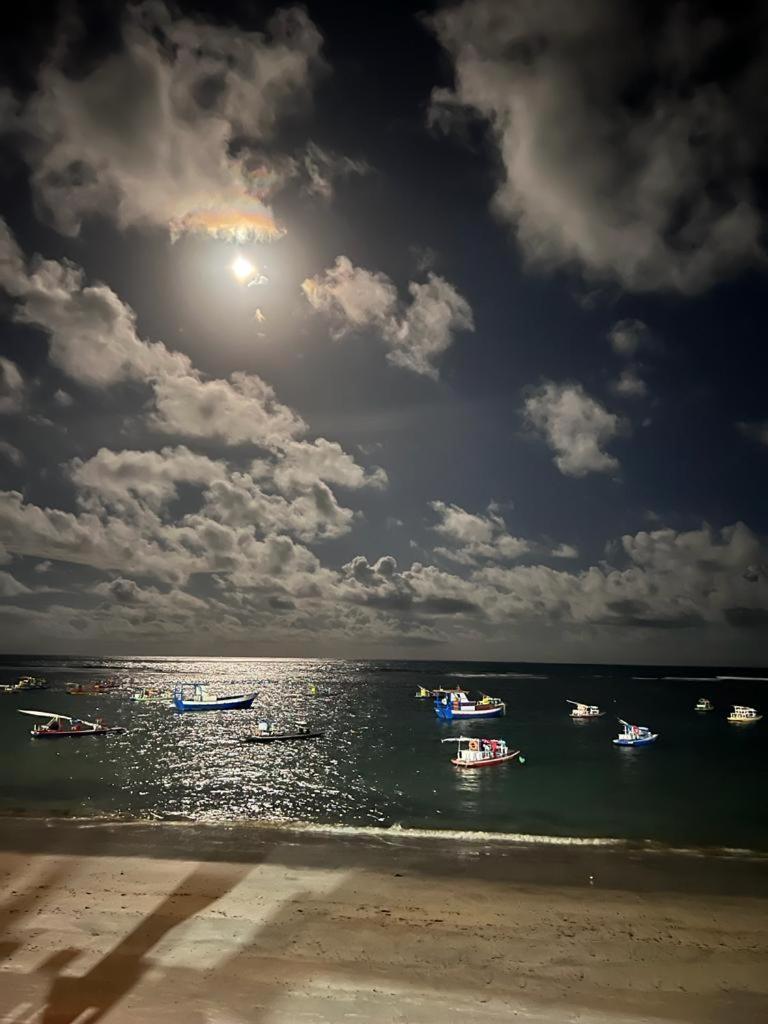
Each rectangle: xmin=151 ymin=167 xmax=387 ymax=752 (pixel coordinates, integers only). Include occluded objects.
xmin=1 ymin=656 xmax=766 ymax=850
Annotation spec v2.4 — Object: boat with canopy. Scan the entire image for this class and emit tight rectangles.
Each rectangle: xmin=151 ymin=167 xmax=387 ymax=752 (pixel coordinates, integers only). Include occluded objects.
xmin=434 ymin=690 xmax=505 ymax=720
xmin=441 ymin=736 xmax=522 ymax=768
xmin=567 ymin=700 xmax=604 ymax=719
xmin=173 ymin=684 xmax=256 ymax=712
xmin=18 ymin=710 xmax=127 ymax=739
xmin=612 ymin=719 xmax=658 ymax=747
xmin=727 ymin=705 xmax=762 ymax=723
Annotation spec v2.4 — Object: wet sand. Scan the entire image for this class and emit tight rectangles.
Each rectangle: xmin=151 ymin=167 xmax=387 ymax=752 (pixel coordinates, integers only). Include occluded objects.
xmin=0 ymin=817 xmax=766 ymax=1023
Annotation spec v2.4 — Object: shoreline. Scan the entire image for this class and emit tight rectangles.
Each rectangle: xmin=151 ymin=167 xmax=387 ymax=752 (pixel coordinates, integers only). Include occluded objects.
xmin=0 ymin=817 xmax=766 ymax=1022
xmin=1 ymin=814 xmax=767 ymax=898
xmin=2 ymin=808 xmax=768 ymax=858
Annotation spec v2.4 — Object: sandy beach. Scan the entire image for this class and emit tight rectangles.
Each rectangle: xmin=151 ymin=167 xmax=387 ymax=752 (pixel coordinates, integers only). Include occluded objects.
xmin=0 ymin=818 xmax=766 ymax=1023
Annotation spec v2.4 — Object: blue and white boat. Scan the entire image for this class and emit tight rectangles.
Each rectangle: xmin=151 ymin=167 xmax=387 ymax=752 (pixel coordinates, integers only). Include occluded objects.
xmin=434 ymin=690 xmax=505 ymax=720
xmin=173 ymin=684 xmax=256 ymax=712
xmin=612 ymin=719 xmax=658 ymax=747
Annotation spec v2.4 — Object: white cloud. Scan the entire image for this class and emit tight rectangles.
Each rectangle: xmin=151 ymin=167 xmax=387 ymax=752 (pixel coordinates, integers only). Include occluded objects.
xmin=0 ymin=571 xmax=30 ymax=597
xmin=301 ymin=142 xmax=369 ymax=200
xmin=0 ymin=356 xmax=24 ymax=414
xmin=150 ymin=372 xmax=305 ymax=448
xmin=1 ymin=3 xmax=323 ymax=240
xmin=53 ymin=389 xmax=73 ymax=407
xmin=611 ymin=368 xmax=647 ymax=398
xmin=0 ymin=441 xmax=24 ymax=465
xmin=431 ymin=500 xmax=576 ymax=565
xmin=0 ymin=220 xmax=307 ymax=449
xmin=430 ymin=0 xmax=766 ymax=294
xmin=524 ymin=382 xmax=621 ymax=477
xmin=608 ymin=319 xmax=650 ymax=357
xmin=266 ymin=438 xmax=387 ymax=492
xmin=302 ymin=255 xmax=473 ymax=378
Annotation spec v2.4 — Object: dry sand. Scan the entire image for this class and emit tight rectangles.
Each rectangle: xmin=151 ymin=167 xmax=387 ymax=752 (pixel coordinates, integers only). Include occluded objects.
xmin=0 ymin=818 xmax=766 ymax=1023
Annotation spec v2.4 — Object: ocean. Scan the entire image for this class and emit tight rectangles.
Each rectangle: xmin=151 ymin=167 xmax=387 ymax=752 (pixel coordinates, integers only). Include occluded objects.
xmin=1 ymin=656 xmax=766 ymax=851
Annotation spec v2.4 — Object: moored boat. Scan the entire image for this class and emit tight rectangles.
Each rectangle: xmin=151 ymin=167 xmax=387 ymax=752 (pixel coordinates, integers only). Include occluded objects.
xmin=1 ymin=677 xmax=48 ymax=693
xmin=612 ymin=719 xmax=658 ymax=747
xmin=19 ymin=709 xmax=127 ymax=739
xmin=243 ymin=719 xmax=323 ymax=743
xmin=567 ymin=700 xmax=604 ymax=719
xmin=695 ymin=697 xmax=714 ymax=712
xmin=173 ymin=683 xmax=256 ymax=712
xmin=434 ymin=690 xmax=505 ymax=720
xmin=726 ymin=705 xmax=762 ymax=723
xmin=441 ymin=736 xmax=521 ymax=768
xmin=130 ymin=688 xmax=169 ymax=703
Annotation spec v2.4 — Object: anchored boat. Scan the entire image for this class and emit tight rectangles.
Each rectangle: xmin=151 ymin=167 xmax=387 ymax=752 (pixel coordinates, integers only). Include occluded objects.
xmin=19 ymin=709 xmax=126 ymax=739
xmin=434 ymin=690 xmax=505 ymax=720
xmin=1 ymin=677 xmax=48 ymax=693
xmin=173 ymin=683 xmax=256 ymax=712
xmin=243 ymin=719 xmax=323 ymax=743
xmin=567 ymin=700 xmax=604 ymax=719
xmin=130 ymin=688 xmax=169 ymax=704
xmin=727 ymin=705 xmax=762 ymax=723
xmin=441 ymin=736 xmax=521 ymax=768
xmin=612 ymin=719 xmax=658 ymax=747
xmin=695 ymin=697 xmax=714 ymax=712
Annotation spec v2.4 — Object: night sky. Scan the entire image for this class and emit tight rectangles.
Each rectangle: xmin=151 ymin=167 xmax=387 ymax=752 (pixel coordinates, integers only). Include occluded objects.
xmin=0 ymin=0 xmax=767 ymax=662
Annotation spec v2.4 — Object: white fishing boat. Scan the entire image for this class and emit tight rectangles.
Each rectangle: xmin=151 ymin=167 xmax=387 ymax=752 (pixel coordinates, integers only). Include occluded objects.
xmin=726 ymin=705 xmax=762 ymax=723
xmin=441 ymin=736 xmax=522 ymax=768
xmin=434 ymin=690 xmax=505 ymax=720
xmin=567 ymin=700 xmax=604 ymax=719
xmin=130 ymin=687 xmax=169 ymax=703
xmin=695 ymin=697 xmax=714 ymax=712
xmin=612 ymin=719 xmax=658 ymax=747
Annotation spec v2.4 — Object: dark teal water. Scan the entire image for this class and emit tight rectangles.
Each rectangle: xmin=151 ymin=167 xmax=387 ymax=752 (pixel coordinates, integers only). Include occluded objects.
xmin=1 ymin=656 xmax=766 ymax=850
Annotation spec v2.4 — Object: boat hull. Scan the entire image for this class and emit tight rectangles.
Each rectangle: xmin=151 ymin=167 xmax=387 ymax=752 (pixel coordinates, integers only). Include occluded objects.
xmin=435 ymin=704 xmax=505 ymax=720
xmin=31 ymin=727 xmax=126 ymax=739
xmin=243 ymin=731 xmax=323 ymax=743
xmin=570 ymin=712 xmax=605 ymax=719
xmin=174 ymin=693 xmax=256 ymax=712
xmin=727 ymin=715 xmax=762 ymax=723
xmin=451 ymin=750 xmax=520 ymax=768
xmin=612 ymin=734 xmax=658 ymax=746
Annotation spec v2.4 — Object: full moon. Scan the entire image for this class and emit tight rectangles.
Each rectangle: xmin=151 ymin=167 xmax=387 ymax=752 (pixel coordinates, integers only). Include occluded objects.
xmin=231 ymin=254 xmax=256 ymax=283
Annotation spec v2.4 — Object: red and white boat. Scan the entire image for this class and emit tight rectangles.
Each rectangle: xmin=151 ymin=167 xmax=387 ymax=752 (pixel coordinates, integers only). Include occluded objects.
xmin=441 ymin=736 xmax=522 ymax=768
xmin=19 ymin=710 xmax=127 ymax=739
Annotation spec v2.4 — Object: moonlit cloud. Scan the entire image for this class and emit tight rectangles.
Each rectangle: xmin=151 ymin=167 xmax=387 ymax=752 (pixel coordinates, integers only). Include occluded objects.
xmin=608 ymin=319 xmax=651 ymax=357
xmin=0 ymin=356 xmax=24 ymax=414
xmin=431 ymin=500 xmax=577 ymax=565
xmin=524 ymin=382 xmax=622 ymax=477
xmin=303 ymin=255 xmax=473 ymax=378
xmin=430 ymin=0 xmax=767 ymax=293
xmin=0 ymin=3 xmax=323 ymax=239
xmin=611 ymin=368 xmax=647 ymax=399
